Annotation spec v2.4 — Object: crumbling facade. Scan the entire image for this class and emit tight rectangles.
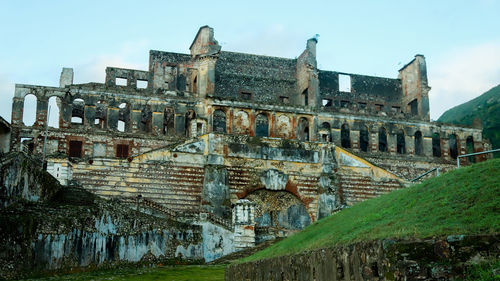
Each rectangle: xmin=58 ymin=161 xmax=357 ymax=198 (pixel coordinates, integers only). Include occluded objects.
xmin=8 ymin=26 xmax=488 ymax=254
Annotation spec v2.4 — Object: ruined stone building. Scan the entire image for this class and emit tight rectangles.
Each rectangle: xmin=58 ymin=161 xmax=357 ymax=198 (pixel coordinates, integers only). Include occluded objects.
xmin=6 ymin=26 xmax=489 ymax=256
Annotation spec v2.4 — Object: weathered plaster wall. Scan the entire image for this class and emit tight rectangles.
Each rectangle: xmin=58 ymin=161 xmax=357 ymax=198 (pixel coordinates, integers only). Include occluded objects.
xmin=0 ymin=152 xmax=61 ymax=208
xmin=225 ymin=234 xmax=500 ymax=281
xmin=0 ymin=188 xmax=203 ymax=280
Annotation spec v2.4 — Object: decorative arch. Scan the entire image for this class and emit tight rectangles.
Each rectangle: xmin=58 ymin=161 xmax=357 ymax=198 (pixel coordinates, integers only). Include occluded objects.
xmin=48 ymin=96 xmax=61 ymax=128
xmin=213 ymin=109 xmax=226 ymax=133
xmin=359 ymin=125 xmax=369 ymax=152
xmin=378 ymin=127 xmax=387 ymax=152
xmin=432 ymin=132 xmax=441 ymax=157
xmin=255 ymin=113 xmax=269 ymax=137
xmin=297 ymin=117 xmax=309 ymax=141
xmin=72 ymin=98 xmax=84 ymax=125
xmin=23 ymin=94 xmax=37 ymax=126
xmin=320 ymin=122 xmax=331 ymax=142
xmin=232 ymin=110 xmax=250 ymax=135
xmin=341 ymin=123 xmax=351 ymax=148
xmin=276 ymin=115 xmax=292 ymax=138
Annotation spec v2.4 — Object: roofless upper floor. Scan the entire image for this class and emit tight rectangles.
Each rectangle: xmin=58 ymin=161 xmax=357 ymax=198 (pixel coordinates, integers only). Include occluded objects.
xmin=66 ymin=26 xmax=430 ymax=121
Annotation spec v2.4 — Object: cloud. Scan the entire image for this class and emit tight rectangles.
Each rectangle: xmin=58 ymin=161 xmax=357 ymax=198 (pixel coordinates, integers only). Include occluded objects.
xmin=429 ymin=42 xmax=500 ymax=119
xmin=74 ymin=40 xmax=149 ymax=84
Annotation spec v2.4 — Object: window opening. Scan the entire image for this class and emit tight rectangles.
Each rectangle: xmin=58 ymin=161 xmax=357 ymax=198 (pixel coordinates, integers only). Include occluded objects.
xmin=449 ymin=134 xmax=458 ymax=159
xmin=340 ymin=100 xmax=350 ymax=108
xmin=466 ymin=136 xmax=475 ymax=163
xmin=255 ymin=114 xmax=269 ymax=137
xmin=360 ymin=126 xmax=369 ymax=152
xmin=391 ymin=106 xmax=401 ymax=113
xmin=279 ymin=96 xmax=289 ymax=104
xmin=409 ymin=99 xmax=418 ymax=115
xmin=302 ymin=88 xmax=308 ymax=106
xmin=414 ymin=131 xmax=423 ymax=155
xmin=48 ymin=96 xmax=60 ymax=128
xmin=375 ymin=104 xmax=384 ymax=111
xmin=341 ymin=123 xmax=351 ymax=148
xmin=213 ymin=110 xmax=226 ymax=133
xmin=23 ymin=94 xmax=37 ymax=126
xmin=379 ymin=127 xmax=387 ymax=152
xmin=136 ymin=79 xmax=148 ymax=89
xmin=432 ymin=133 xmax=441 ymax=157
xmin=358 ymin=102 xmax=367 ymax=110
xmin=397 ymin=129 xmax=405 ymax=154
xmin=116 ymin=77 xmax=127 ymax=86
xmin=69 ymin=140 xmax=83 ymax=158
xmin=240 ymin=91 xmax=252 ymax=101
xmin=322 ymin=99 xmax=332 ymax=107
xmin=298 ymin=117 xmax=309 ymax=141
xmin=116 ymin=144 xmax=129 ymax=159
xmin=338 ymin=74 xmax=351 ymax=92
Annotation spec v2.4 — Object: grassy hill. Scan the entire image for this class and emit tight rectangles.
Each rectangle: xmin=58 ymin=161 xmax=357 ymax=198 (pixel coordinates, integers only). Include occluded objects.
xmin=240 ymin=158 xmax=500 ymax=263
xmin=438 ymin=84 xmax=500 ymax=157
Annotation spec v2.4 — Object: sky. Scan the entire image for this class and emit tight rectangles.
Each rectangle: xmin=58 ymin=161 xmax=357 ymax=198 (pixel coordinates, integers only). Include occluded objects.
xmin=0 ymin=0 xmax=499 ymax=122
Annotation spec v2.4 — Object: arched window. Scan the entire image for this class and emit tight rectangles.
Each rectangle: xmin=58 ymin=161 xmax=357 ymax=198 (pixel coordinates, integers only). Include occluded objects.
xmin=213 ymin=110 xmax=226 ymax=133
xmin=72 ymin=98 xmax=84 ymax=125
xmin=140 ymin=105 xmax=152 ymax=133
xmin=297 ymin=117 xmax=309 ymax=141
xmin=466 ymin=136 xmax=475 ymax=163
xmin=48 ymin=96 xmax=60 ymax=128
xmin=378 ymin=127 xmax=387 ymax=152
xmin=320 ymin=122 xmax=331 ymax=142
xmin=163 ymin=107 xmax=175 ymax=135
xmin=256 ymin=114 xmax=269 ymax=137
xmin=359 ymin=126 xmax=369 ymax=152
xmin=341 ymin=123 xmax=351 ymax=148
xmin=23 ymin=94 xmax=37 ymax=126
xmin=185 ymin=110 xmax=196 ymax=137
xmin=449 ymin=134 xmax=458 ymax=159
xmin=432 ymin=133 xmax=441 ymax=157
xmin=414 ymin=131 xmax=423 ymax=155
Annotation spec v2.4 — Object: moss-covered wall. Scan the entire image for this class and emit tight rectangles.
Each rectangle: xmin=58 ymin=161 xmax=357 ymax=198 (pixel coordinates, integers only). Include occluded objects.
xmin=0 ymin=188 xmax=203 ymax=280
xmin=0 ymin=152 xmax=61 ymax=208
xmin=225 ymin=234 xmax=500 ymax=281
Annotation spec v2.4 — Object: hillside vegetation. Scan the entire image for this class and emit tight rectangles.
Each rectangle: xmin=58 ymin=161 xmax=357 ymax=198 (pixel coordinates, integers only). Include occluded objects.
xmin=438 ymin=84 xmax=500 ymax=157
xmin=240 ymin=159 xmax=500 ymax=263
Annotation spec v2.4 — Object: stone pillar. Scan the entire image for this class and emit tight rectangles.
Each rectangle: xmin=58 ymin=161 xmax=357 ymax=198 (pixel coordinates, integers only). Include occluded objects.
xmin=36 ymin=97 xmax=48 ymax=127
xmin=59 ymin=68 xmax=74 ymax=88
xmin=107 ymin=107 xmax=119 ymax=130
xmin=152 ymin=112 xmax=163 ymax=135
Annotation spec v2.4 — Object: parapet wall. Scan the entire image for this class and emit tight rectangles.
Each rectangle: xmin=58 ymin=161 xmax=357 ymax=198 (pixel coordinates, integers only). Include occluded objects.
xmin=225 ymin=234 xmax=500 ymax=281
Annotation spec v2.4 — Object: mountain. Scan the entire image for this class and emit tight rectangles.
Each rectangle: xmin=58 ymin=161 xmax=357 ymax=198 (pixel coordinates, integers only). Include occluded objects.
xmin=438 ymin=84 xmax=500 ymax=156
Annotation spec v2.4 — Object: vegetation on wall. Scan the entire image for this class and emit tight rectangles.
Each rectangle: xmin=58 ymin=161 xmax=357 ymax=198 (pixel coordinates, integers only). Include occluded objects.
xmin=240 ymin=158 xmax=500 ymax=262
xmin=438 ymin=84 xmax=500 ymax=157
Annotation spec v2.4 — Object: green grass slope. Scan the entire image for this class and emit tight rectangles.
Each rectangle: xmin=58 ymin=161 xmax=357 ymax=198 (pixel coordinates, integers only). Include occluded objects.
xmin=241 ymin=159 xmax=500 ymax=263
xmin=438 ymin=84 xmax=500 ymax=156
